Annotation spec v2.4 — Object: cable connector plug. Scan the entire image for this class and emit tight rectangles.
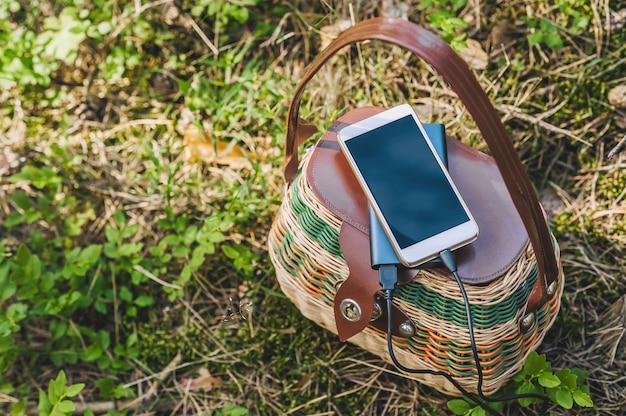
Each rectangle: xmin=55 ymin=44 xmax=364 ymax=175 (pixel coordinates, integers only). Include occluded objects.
xmin=439 ymin=249 xmax=457 ymax=275
xmin=378 ymin=264 xmax=398 ymax=295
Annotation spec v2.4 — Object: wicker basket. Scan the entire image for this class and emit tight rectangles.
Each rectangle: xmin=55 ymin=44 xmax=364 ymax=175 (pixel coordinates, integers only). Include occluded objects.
xmin=269 ymin=18 xmax=563 ymax=395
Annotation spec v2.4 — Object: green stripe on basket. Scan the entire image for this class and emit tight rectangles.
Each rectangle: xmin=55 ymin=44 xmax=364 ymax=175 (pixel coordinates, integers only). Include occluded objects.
xmin=287 ymin=172 xmax=549 ymax=331
xmin=289 ymin=179 xmax=343 ymax=257
xmin=394 ymin=266 xmax=539 ymax=329
xmin=272 ymin=225 xmax=340 ymax=306
xmin=397 ymin=290 xmax=557 ymax=379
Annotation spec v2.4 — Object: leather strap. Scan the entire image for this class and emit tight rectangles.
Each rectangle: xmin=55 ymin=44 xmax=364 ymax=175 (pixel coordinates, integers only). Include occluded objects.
xmin=335 ymin=222 xmax=417 ymax=341
xmin=283 ymin=18 xmax=559 ymax=317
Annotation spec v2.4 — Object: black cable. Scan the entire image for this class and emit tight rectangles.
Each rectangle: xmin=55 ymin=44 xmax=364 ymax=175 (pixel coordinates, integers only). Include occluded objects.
xmin=379 ymin=264 xmax=500 ymax=415
xmin=440 ymin=250 xmax=551 ymax=414
xmin=380 ymin=253 xmax=552 ymax=416
xmin=384 ymin=289 xmax=501 ymax=416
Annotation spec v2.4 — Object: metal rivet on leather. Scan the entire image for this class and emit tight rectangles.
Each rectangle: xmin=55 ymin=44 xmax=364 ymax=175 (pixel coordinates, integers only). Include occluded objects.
xmin=546 ymin=281 xmax=557 ymax=297
xmin=370 ymin=302 xmax=382 ymax=321
xmin=340 ymin=299 xmax=362 ymax=322
xmin=520 ymin=312 xmax=536 ymax=330
xmin=398 ymin=321 xmax=415 ymax=337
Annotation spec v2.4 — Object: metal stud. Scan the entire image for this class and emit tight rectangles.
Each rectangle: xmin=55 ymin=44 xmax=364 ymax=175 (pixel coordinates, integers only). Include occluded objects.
xmin=398 ymin=321 xmax=415 ymax=337
xmin=520 ymin=312 xmax=536 ymax=330
xmin=340 ymin=299 xmax=362 ymax=322
xmin=370 ymin=302 xmax=382 ymax=321
xmin=546 ymin=281 xmax=557 ymax=297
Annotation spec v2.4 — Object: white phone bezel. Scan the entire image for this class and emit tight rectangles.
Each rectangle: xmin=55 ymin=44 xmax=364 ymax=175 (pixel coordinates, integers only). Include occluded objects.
xmin=336 ymin=104 xmax=479 ymax=268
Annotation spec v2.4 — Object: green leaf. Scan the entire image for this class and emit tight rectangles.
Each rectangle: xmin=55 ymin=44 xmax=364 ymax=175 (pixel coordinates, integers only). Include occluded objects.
xmin=38 ymin=389 xmax=52 ymax=414
xmin=95 ymin=378 xmax=116 ymax=399
xmin=172 ymin=245 xmax=189 ymax=258
xmin=190 ymin=246 xmax=207 ymax=270
xmin=134 ymin=295 xmax=154 ymax=307
xmin=222 ymin=245 xmax=238 ymax=259
xmin=118 ymin=243 xmax=143 ymax=257
xmin=65 ymin=383 xmax=84 ymax=398
xmin=118 ymin=286 xmax=132 ymax=302
xmin=447 ymin=399 xmax=471 ymax=415
xmin=0 ymin=278 xmax=16 ymax=302
xmin=96 ymin=21 xmax=112 ymax=35
xmin=556 ymin=369 xmax=578 ymax=390
xmin=572 ymin=390 xmax=594 ymax=407
xmin=114 ymin=209 xmax=126 ymax=227
xmin=78 ymin=245 xmax=102 ymax=264
xmin=122 ymin=224 xmax=140 ymax=239
xmin=103 ymin=244 xmax=118 ymax=259
xmin=11 ymin=192 xmax=32 ymax=210
xmin=160 ymin=235 xmax=180 ymax=246
xmin=83 ymin=345 xmax=102 ymax=361
xmin=528 ymin=30 xmax=544 ymax=46
xmin=523 ymin=351 xmax=547 ymax=377
xmin=4 ymin=212 xmax=25 ymax=227
xmin=56 ymin=400 xmax=75 ymax=413
xmin=183 ymin=225 xmax=198 ymax=245
xmin=218 ymin=404 xmax=248 ymax=416
xmin=7 ymin=303 xmax=28 ymax=322
xmin=570 ymin=368 xmax=589 ymax=384
xmin=555 ymin=389 xmax=573 ymax=409
xmin=538 ymin=372 xmax=561 ymax=388
xmin=469 ymin=407 xmax=487 ymax=416
xmin=105 ymin=226 xmax=120 ymax=244
xmin=48 ymin=371 xmax=66 ymax=403
xmin=95 ymin=330 xmax=110 ymax=349
xmin=452 ymin=0 xmax=467 ymax=9
xmin=516 ymin=380 xmax=540 ymax=407
xmin=50 ymin=320 xmax=68 ymax=340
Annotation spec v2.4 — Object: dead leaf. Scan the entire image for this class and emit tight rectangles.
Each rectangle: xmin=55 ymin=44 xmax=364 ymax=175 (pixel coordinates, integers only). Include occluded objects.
xmin=488 ymin=21 xmax=517 ymax=52
xmin=294 ymin=373 xmax=314 ymax=391
xmin=381 ymin=0 xmax=408 ymax=20
xmin=182 ymin=124 xmax=251 ymax=170
xmin=0 ymin=152 xmax=8 ymax=177
xmin=608 ymin=85 xmax=626 ymax=109
xmin=609 ymin=8 xmax=626 ymax=31
xmin=460 ymin=39 xmax=488 ymax=70
xmin=320 ymin=19 xmax=352 ymax=51
xmin=178 ymin=368 xmax=222 ymax=392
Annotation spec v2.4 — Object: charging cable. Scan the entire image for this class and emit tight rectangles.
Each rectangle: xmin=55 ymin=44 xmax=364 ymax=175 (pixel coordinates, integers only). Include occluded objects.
xmin=378 ymin=252 xmax=551 ymax=416
xmin=379 ymin=262 xmax=501 ymax=416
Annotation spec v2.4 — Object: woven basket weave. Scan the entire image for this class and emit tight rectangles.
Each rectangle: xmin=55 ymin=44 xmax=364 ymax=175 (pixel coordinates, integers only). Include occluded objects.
xmin=269 ymin=17 xmax=563 ymax=396
xmin=268 ymin=151 xmax=563 ymax=395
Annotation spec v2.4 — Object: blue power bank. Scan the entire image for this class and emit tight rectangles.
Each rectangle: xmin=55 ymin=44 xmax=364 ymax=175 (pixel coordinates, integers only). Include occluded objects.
xmin=369 ymin=123 xmax=447 ymax=269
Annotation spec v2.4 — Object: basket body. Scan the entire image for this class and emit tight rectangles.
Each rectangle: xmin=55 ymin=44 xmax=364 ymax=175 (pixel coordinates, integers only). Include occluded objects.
xmin=269 ymin=149 xmax=563 ymax=395
xmin=271 ymin=17 xmax=564 ymax=396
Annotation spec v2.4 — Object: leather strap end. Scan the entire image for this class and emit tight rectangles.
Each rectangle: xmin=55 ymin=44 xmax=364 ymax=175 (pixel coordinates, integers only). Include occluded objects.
xmin=334 ymin=279 xmax=375 ymax=342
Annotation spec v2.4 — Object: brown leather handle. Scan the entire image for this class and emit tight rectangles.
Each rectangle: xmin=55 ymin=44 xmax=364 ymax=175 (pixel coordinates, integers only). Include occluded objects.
xmin=283 ymin=17 xmax=559 ymax=315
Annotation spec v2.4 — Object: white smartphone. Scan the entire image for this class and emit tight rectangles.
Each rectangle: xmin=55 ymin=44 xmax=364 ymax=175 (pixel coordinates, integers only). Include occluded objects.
xmin=337 ymin=104 xmax=479 ymax=268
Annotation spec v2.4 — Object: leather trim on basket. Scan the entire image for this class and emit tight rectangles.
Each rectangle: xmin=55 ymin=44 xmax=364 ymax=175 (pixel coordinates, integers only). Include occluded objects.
xmin=335 ymin=222 xmax=417 ymax=341
xmin=307 ymin=108 xmax=530 ymax=285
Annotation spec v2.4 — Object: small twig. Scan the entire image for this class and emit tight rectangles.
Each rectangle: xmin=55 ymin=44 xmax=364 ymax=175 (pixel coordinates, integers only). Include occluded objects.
xmin=186 ymin=16 xmax=219 ymax=57
xmin=132 ymin=264 xmax=182 ymax=290
xmin=99 ymin=119 xmax=172 ymax=140
xmin=607 ymin=133 xmax=626 ymax=160
xmin=497 ymin=104 xmax=592 ymax=146
xmin=87 ymin=263 xmax=102 ymax=297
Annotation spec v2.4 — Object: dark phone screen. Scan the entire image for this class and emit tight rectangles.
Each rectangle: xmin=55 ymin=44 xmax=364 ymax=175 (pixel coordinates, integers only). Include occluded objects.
xmin=345 ymin=115 xmax=469 ymax=249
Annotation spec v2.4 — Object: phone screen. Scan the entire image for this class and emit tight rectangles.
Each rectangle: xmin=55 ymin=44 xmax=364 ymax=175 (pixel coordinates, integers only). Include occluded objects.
xmin=344 ymin=115 xmax=469 ymax=249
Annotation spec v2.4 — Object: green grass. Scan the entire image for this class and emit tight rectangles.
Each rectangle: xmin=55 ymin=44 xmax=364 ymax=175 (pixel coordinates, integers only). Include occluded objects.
xmin=1 ymin=0 xmax=626 ymax=415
